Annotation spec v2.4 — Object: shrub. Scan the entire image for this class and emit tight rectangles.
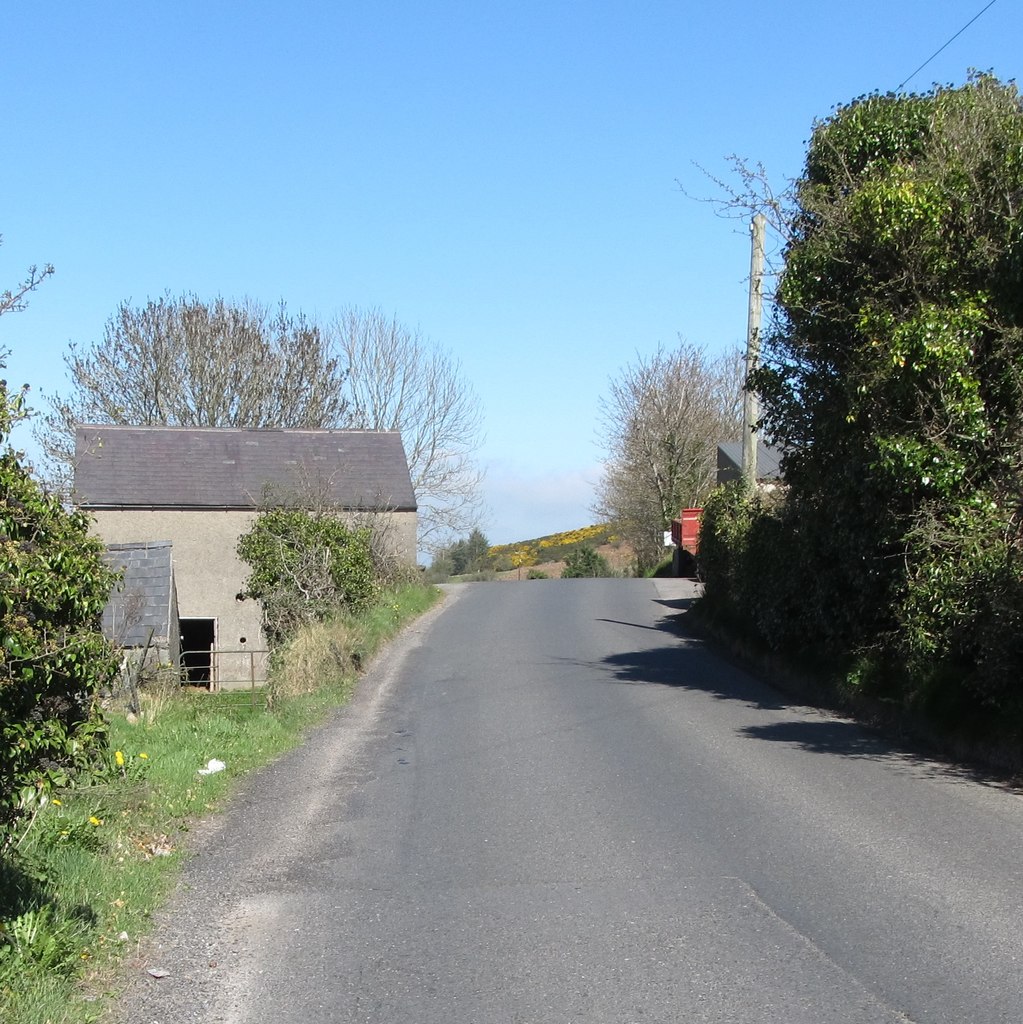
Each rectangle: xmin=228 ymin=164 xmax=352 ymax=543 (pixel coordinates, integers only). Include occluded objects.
xmin=237 ymin=508 xmax=377 ymax=649
xmin=0 ymin=379 xmax=118 ymax=843
xmin=646 ymin=557 xmax=675 ymax=578
xmin=561 ymin=546 xmax=613 ymax=578
xmin=698 ymin=484 xmax=756 ymax=613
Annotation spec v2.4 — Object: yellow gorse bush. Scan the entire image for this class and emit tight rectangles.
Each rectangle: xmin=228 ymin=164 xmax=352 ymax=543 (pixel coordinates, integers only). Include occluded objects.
xmin=538 ymin=525 xmax=607 ymax=548
xmin=490 ymin=524 xmax=616 ymax=568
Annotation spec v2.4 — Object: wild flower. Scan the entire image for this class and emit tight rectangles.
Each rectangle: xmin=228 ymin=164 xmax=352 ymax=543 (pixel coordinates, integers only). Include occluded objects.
xmin=109 ymin=749 xmax=150 ymax=782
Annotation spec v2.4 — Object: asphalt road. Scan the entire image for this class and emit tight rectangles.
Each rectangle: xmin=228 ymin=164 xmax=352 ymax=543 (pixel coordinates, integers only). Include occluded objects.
xmin=117 ymin=578 xmax=1023 ymax=1024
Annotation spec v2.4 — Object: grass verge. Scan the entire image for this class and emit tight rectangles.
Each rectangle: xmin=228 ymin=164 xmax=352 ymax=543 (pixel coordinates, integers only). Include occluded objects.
xmin=0 ymin=583 xmax=440 ymax=1024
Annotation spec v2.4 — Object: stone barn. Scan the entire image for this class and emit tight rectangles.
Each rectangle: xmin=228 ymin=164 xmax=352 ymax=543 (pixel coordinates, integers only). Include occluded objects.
xmin=75 ymin=425 xmax=417 ymax=689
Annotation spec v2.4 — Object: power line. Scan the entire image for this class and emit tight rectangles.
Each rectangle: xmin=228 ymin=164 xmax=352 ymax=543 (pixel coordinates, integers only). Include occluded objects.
xmin=897 ymin=0 xmax=1000 ymax=91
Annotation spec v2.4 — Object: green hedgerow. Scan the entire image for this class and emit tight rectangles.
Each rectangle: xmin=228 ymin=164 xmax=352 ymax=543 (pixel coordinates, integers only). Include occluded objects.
xmin=0 ymin=378 xmax=118 ymax=843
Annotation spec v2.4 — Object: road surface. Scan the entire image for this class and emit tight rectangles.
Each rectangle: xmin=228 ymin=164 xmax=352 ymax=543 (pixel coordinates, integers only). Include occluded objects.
xmin=117 ymin=578 xmax=1023 ymax=1023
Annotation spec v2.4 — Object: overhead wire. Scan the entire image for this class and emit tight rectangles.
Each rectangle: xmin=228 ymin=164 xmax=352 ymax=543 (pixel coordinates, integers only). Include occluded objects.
xmin=896 ymin=0 xmax=1000 ymax=91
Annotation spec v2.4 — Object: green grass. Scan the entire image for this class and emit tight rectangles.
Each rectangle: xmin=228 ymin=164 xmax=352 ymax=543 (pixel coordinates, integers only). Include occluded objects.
xmin=0 ymin=583 xmax=440 ymax=1024
xmin=644 ymin=556 xmax=676 ymax=578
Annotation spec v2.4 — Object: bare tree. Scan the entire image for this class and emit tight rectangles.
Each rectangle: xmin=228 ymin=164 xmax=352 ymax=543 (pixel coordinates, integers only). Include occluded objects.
xmin=0 ymin=235 xmax=53 ymax=319
xmin=39 ymin=295 xmax=485 ymax=551
xmin=37 ymin=294 xmax=349 ymax=480
xmin=594 ymin=341 xmax=743 ymax=570
xmin=329 ymin=307 xmax=484 ymax=550
xmin=1 ymin=234 xmax=53 ymax=438
xmin=682 ymin=155 xmax=794 ymax=246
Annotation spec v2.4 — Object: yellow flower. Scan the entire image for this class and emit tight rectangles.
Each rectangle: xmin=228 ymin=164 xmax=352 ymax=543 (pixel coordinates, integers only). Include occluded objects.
xmin=114 ymin=750 xmax=125 ymax=768
xmin=89 ymin=816 xmax=103 ymax=826
xmin=52 ymin=798 xmax=62 ymax=806
xmin=139 ymin=752 xmax=149 ymax=759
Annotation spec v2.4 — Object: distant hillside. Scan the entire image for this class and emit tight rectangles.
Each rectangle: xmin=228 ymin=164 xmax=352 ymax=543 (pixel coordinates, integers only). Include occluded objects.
xmin=489 ymin=524 xmax=624 ymax=572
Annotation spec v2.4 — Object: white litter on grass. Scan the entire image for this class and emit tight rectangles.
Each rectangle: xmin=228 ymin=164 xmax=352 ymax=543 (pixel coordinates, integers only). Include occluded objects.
xmin=198 ymin=758 xmax=226 ymax=776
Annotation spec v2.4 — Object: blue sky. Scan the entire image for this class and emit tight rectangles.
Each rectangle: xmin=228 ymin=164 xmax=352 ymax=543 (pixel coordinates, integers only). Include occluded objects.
xmin=2 ymin=1 xmax=1020 ymax=545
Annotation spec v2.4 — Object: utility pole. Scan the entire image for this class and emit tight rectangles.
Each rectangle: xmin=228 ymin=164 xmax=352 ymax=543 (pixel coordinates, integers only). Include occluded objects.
xmin=742 ymin=213 xmax=766 ymax=488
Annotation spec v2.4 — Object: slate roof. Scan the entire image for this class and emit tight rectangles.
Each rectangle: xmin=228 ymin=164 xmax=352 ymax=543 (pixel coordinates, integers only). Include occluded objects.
xmin=101 ymin=541 xmax=176 ymax=648
xmin=74 ymin=425 xmax=417 ymax=511
xmin=717 ymin=440 xmax=785 ymax=483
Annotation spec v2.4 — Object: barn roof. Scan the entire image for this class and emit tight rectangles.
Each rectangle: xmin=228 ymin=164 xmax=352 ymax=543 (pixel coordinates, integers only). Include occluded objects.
xmin=74 ymin=425 xmax=417 ymax=511
xmin=717 ymin=440 xmax=785 ymax=484
xmin=100 ymin=541 xmax=176 ymax=648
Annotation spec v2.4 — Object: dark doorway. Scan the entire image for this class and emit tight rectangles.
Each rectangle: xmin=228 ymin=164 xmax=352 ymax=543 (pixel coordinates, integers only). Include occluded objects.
xmin=180 ymin=618 xmax=216 ymax=686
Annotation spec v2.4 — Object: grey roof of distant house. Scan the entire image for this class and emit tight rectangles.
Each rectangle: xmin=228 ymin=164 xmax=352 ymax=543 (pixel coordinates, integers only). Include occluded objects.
xmin=101 ymin=541 xmax=176 ymax=647
xmin=717 ymin=440 xmax=785 ymax=482
xmin=74 ymin=425 xmax=417 ymax=511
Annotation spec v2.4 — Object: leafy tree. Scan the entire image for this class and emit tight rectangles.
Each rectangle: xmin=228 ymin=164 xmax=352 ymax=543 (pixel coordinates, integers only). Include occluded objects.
xmin=726 ymin=75 xmax=1023 ymax=720
xmin=447 ymin=540 xmax=471 ymax=576
xmin=430 ymin=528 xmax=491 ymax=577
xmin=594 ymin=341 xmax=743 ymax=570
xmin=561 ymin=546 xmax=613 ymax=578
xmin=451 ymin=528 xmax=490 ymax=574
xmin=236 ymin=506 xmax=377 ymax=649
xmin=0 ymin=240 xmax=116 ymax=841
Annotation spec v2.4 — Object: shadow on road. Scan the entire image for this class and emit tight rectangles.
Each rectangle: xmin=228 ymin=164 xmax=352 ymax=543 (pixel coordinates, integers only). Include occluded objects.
xmin=737 ymin=718 xmax=894 ymax=758
xmin=589 ymin=592 xmax=788 ymax=711
xmin=594 ymin=594 xmax=699 ymax=634
xmin=590 ymin=594 xmax=1008 ymax=786
xmin=595 ymin=638 xmax=997 ymax=782
xmin=598 ymin=642 xmax=789 ymax=712
xmin=651 ymin=595 xmax=700 ymax=614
